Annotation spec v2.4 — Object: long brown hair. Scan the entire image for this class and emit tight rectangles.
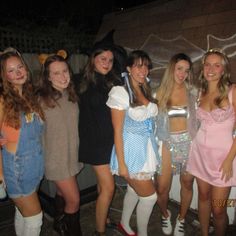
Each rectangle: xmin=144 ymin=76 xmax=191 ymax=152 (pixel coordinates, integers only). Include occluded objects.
xmin=79 ymin=46 xmax=120 ymax=94
xmin=38 ymin=54 xmax=78 ymax=108
xmin=125 ymin=50 xmax=157 ymax=107
xmin=0 ymin=49 xmax=44 ymax=129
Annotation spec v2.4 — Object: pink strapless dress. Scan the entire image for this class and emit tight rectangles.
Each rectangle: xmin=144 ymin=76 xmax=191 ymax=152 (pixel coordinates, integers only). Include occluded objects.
xmin=187 ymin=104 xmax=236 ymax=187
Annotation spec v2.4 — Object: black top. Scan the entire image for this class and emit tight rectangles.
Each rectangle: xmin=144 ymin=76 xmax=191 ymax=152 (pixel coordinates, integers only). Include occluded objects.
xmin=77 ymin=72 xmax=120 ymax=165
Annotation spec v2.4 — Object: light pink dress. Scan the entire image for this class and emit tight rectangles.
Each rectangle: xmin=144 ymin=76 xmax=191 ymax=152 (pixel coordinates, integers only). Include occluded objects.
xmin=187 ymin=88 xmax=236 ymax=187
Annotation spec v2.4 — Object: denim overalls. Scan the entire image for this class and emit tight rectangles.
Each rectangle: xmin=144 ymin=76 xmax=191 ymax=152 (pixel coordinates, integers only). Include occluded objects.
xmin=2 ymin=113 xmax=44 ymax=198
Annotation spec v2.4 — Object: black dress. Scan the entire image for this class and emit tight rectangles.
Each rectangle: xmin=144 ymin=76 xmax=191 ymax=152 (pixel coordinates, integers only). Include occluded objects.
xmin=78 ymin=72 xmax=119 ymax=165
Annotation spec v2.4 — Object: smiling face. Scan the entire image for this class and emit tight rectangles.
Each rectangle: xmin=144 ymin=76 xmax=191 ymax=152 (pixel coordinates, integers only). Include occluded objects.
xmin=174 ymin=59 xmax=190 ymax=85
xmin=203 ymin=54 xmax=224 ymax=83
xmin=4 ymin=56 xmax=27 ymax=89
xmin=94 ymin=50 xmax=114 ymax=75
xmin=127 ymin=58 xmax=149 ymax=86
xmin=48 ymin=61 xmax=70 ymax=91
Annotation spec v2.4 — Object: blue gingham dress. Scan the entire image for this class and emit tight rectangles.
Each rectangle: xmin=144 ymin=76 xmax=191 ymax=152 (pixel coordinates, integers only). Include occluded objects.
xmin=106 ymin=86 xmax=160 ymax=180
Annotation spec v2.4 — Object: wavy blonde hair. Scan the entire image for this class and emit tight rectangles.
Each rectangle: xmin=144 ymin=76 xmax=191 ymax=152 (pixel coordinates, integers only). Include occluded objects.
xmin=199 ymin=49 xmax=231 ymax=108
xmin=156 ymin=53 xmax=193 ymax=111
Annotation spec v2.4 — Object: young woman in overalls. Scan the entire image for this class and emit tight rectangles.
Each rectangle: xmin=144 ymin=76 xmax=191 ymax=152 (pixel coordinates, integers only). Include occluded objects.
xmin=0 ymin=48 xmax=45 ymax=236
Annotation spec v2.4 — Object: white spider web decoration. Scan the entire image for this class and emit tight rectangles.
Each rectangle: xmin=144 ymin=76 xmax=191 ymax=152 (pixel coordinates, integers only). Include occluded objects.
xmin=141 ymin=34 xmax=205 ymax=72
xmin=207 ymin=34 xmax=236 ymax=58
xmin=124 ymin=33 xmax=236 ymax=84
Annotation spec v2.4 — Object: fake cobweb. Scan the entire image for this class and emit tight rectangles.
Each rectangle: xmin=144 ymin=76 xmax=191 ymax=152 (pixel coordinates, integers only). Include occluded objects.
xmin=125 ymin=33 xmax=236 ymax=85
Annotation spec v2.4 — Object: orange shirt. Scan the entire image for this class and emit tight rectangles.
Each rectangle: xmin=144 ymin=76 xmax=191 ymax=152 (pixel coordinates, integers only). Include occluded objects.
xmin=1 ymin=123 xmax=20 ymax=143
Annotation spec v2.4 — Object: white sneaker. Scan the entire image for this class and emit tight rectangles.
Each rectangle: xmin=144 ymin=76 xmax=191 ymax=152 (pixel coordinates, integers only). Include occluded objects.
xmin=161 ymin=210 xmax=172 ymax=235
xmin=174 ymin=216 xmax=185 ymax=236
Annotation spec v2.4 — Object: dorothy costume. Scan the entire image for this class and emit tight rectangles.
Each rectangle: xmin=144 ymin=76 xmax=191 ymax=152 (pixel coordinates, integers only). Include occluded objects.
xmin=106 ymin=85 xmax=160 ymax=180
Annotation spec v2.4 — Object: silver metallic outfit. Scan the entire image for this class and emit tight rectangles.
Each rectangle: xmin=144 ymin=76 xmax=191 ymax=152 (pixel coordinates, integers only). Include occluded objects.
xmin=155 ymin=88 xmax=199 ymax=175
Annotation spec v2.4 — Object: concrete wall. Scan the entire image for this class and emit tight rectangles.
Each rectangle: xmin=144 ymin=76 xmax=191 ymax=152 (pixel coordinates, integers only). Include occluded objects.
xmin=97 ymin=0 xmax=236 ymax=82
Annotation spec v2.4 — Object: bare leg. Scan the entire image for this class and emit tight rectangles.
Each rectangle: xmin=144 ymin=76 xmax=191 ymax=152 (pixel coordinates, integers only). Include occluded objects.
xmin=211 ymin=186 xmax=231 ymax=236
xmin=55 ymin=175 xmax=80 ymax=213
xmin=55 ymin=175 xmax=82 ymax=235
xmin=12 ymin=191 xmax=41 ymax=217
xmin=196 ymin=178 xmax=212 ymax=236
xmin=127 ymin=178 xmax=156 ymax=197
xmin=12 ymin=191 xmax=42 ymax=236
xmin=93 ymin=164 xmax=115 ymax=233
xmin=179 ymin=173 xmax=194 ymax=219
xmin=156 ymin=144 xmax=172 ymax=218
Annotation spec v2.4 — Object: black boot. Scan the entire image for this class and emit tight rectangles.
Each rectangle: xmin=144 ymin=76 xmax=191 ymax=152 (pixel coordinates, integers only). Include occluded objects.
xmin=53 ymin=214 xmax=69 ymax=236
xmin=64 ymin=211 xmax=83 ymax=236
xmin=53 ymin=195 xmax=68 ymax=236
xmin=54 ymin=194 xmax=65 ymax=217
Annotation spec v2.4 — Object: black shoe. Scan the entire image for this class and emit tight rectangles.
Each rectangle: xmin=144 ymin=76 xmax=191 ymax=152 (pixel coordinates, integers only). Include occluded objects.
xmin=54 ymin=194 xmax=65 ymax=217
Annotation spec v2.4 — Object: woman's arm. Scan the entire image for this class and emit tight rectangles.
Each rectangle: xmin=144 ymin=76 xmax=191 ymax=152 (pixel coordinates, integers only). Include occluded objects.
xmin=220 ymin=85 xmax=236 ymax=182
xmin=111 ymin=108 xmax=129 ymax=178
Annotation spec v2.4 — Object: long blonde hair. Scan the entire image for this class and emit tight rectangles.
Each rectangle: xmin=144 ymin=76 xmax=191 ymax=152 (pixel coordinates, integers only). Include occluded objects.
xmin=199 ymin=49 xmax=231 ymax=108
xmin=157 ymin=53 xmax=193 ymax=111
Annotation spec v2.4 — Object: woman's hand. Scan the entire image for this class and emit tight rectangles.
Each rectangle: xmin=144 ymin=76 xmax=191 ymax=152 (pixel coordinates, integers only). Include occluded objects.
xmin=119 ymin=164 xmax=129 ymax=179
xmin=220 ymin=158 xmax=233 ymax=182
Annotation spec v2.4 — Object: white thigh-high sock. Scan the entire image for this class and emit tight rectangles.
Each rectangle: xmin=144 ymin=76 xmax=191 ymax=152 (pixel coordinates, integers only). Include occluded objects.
xmin=136 ymin=192 xmax=157 ymax=236
xmin=120 ymin=184 xmax=139 ymax=234
xmin=23 ymin=211 xmax=43 ymax=236
xmin=15 ymin=207 xmax=25 ymax=236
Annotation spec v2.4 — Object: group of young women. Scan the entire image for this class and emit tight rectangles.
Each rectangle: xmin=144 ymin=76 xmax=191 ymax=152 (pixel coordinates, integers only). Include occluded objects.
xmin=78 ymin=45 xmax=235 ymax=236
xmin=105 ymin=48 xmax=236 ymax=236
xmin=0 ymin=44 xmax=235 ymax=236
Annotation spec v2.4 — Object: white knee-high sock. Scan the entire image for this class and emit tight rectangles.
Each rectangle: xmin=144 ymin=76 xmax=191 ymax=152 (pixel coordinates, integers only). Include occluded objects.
xmin=15 ymin=207 xmax=25 ymax=236
xmin=120 ymin=184 xmax=139 ymax=234
xmin=136 ymin=192 xmax=157 ymax=236
xmin=23 ymin=211 xmax=43 ymax=236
